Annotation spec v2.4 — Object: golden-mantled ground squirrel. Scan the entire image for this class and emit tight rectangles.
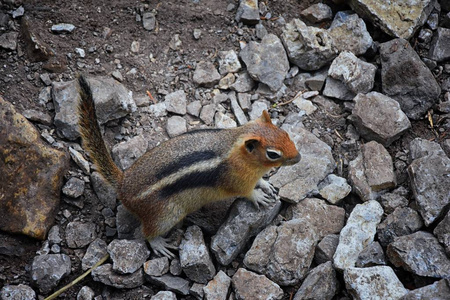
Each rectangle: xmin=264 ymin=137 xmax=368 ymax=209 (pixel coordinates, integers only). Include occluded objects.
xmin=78 ymin=75 xmax=301 ymax=257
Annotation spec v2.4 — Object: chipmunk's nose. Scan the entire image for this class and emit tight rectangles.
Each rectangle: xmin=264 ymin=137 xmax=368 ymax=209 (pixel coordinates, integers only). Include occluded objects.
xmin=284 ymin=153 xmax=301 ymax=166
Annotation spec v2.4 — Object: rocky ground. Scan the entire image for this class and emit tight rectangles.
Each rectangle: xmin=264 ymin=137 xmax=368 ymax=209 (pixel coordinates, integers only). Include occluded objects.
xmin=1 ymin=0 xmax=450 ymax=299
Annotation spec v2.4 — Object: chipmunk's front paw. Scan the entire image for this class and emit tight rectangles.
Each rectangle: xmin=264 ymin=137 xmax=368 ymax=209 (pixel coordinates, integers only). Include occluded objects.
xmin=249 ymin=188 xmax=276 ymax=209
xmin=256 ymin=179 xmax=277 ymax=197
xmin=149 ymin=236 xmax=178 ymax=259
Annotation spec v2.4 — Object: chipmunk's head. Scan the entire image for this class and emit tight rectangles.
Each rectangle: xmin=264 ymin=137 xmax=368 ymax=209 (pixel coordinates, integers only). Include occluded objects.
xmin=241 ymin=110 xmax=301 ymax=168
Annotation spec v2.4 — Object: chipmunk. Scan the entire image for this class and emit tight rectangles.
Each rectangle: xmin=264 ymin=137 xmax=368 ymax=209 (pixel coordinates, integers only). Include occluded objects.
xmin=78 ymin=75 xmax=300 ymax=257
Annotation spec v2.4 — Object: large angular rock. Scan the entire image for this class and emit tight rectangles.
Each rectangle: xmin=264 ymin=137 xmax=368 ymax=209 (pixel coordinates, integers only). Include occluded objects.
xmin=107 ymin=239 xmax=150 ymax=274
xmin=92 ymin=264 xmax=144 ymax=289
xmin=333 ymin=201 xmax=383 ymax=270
xmin=0 ymin=284 xmax=36 ymax=300
xmin=31 ymin=254 xmax=71 ymax=294
xmin=429 ymin=27 xmax=450 ymax=62
xmin=203 ymin=271 xmax=231 ymax=300
xmin=281 ymin=19 xmax=337 ymax=71
xmin=348 ymin=141 xmax=396 ymax=202
xmin=231 ymin=268 xmax=283 ymax=300
xmin=270 ymin=125 xmax=335 ymax=203
xmin=65 ymin=221 xmax=97 ymax=248
xmin=408 ymin=152 xmax=450 ymax=226
xmin=355 ymin=241 xmax=386 ymax=267
xmin=193 ymin=61 xmax=221 ymax=87
xmin=401 ymin=279 xmax=450 ymax=299
xmin=293 ymin=262 xmax=338 ymax=300
xmin=409 ymin=138 xmax=445 ymax=162
xmin=318 ymin=174 xmax=351 ymax=204
xmin=328 ymin=11 xmax=373 ymax=56
xmin=52 ymin=76 xmax=136 ymax=140
xmin=240 ymin=34 xmax=289 ymax=92
xmin=235 ymin=0 xmax=260 ymax=25
xmin=348 ymin=0 xmax=436 ymax=39
xmin=328 ymin=51 xmax=377 ymax=94
xmin=244 ymin=219 xmax=319 ymax=285
xmin=112 ymin=135 xmax=148 ymax=170
xmin=146 ymin=274 xmax=190 ymax=295
xmin=0 ymin=97 xmax=69 ymax=240
xmin=387 ymin=231 xmax=450 ymax=278
xmin=377 ymin=207 xmax=423 ymax=247
xmin=350 ymin=92 xmax=411 ymax=146
xmin=434 ymin=211 xmax=450 ymax=255
xmin=218 ymin=50 xmax=242 ymax=75
xmin=380 ymin=38 xmax=441 ymax=120
xmin=315 ymin=234 xmax=339 ymax=264
xmin=344 ymin=266 xmax=407 ymax=299
xmin=300 ymin=3 xmax=333 ymax=23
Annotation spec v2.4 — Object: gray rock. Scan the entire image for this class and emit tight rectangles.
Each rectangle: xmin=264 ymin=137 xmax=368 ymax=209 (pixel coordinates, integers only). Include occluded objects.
xmin=62 ymin=177 xmax=85 ymax=198
xmin=248 ymin=101 xmax=268 ymax=121
xmin=328 ymin=51 xmax=377 ymax=94
xmin=293 ymin=261 xmax=338 ymax=300
xmin=348 ymin=0 xmax=435 ymax=39
xmin=292 ymin=94 xmax=317 ymax=115
xmin=218 ymin=50 xmax=242 ymax=75
xmin=230 ymin=72 xmax=255 ymax=93
xmin=380 ymin=38 xmax=441 ymax=120
xmin=168 ymin=34 xmax=182 ymax=51
xmin=112 ymin=135 xmax=147 ymax=170
xmin=315 ymin=234 xmax=339 ymax=264
xmin=169 ymin=259 xmax=182 ymax=276
xmin=348 ymin=141 xmax=396 ymax=202
xmin=255 ymin=23 xmax=268 ymax=39
xmin=240 ymin=34 xmax=289 ymax=92
xmin=350 ymin=92 xmax=411 ymax=146
xmin=0 ymin=32 xmax=18 ymax=51
xmin=408 ymin=152 xmax=450 ymax=226
xmin=199 ymin=104 xmax=216 ymax=125
xmin=429 ymin=27 xmax=450 ymax=62
xmin=355 ymin=241 xmax=386 ymax=267
xmin=149 ymin=102 xmax=167 ymax=117
xmin=387 ymin=231 xmax=450 ymax=278
xmin=218 ymin=73 xmax=236 ymax=89
xmin=333 ymin=200 xmax=383 ymax=270
xmin=165 ymin=90 xmax=187 ymax=115
xmin=409 ymin=137 xmax=445 ymax=162
xmin=0 ymin=284 xmax=36 ymax=300
xmin=318 ymin=174 xmax=351 ymax=204
xmin=116 ymin=204 xmax=141 ymax=239
xmin=300 ymin=3 xmax=333 ymax=23
xmin=75 ymin=48 xmax=86 ymax=58
xmin=235 ymin=0 xmax=260 ymax=25
xmin=69 ymin=147 xmax=90 ymax=174
xmin=286 ymin=198 xmax=345 ymax=239
xmin=203 ymin=271 xmax=231 ymax=300
xmin=344 ymin=266 xmax=407 ymax=299
xmin=143 ymin=257 xmax=169 ymax=277
xmin=82 ymin=238 xmax=108 ymax=271
xmin=232 ymin=268 xmax=283 ymax=300
xmin=77 ymin=286 xmax=95 ymax=300
xmin=142 ymin=12 xmax=156 ymax=31
xmin=281 ymin=19 xmax=337 ymax=71
xmin=305 ymin=70 xmax=327 ymax=91
xmin=187 ymin=100 xmax=202 ymax=117
xmin=434 ymin=211 xmax=450 ymax=255
xmin=146 ymin=274 xmax=190 ymax=295
xmin=22 ymin=109 xmax=52 ymax=125
xmin=179 ymin=225 xmax=215 ymax=283
xmin=47 ymin=225 xmax=62 ymax=245
xmin=193 ymin=28 xmax=202 ymax=40
xmin=31 ymin=254 xmax=71 ymax=293
xmin=107 ymin=239 xmax=150 ymax=274
xmin=151 ymin=291 xmax=177 ymax=300
xmin=190 ymin=283 xmax=204 ymax=299
xmin=92 ymin=264 xmax=144 ymax=289
xmin=51 ymin=23 xmax=76 ymax=33
xmin=328 ymin=11 xmax=373 ymax=56
xmin=377 ymin=207 xmax=423 ymax=247
xmin=229 ymin=92 xmax=248 ymax=125
xmin=90 ymin=171 xmax=117 ymax=209
xmin=166 ymin=116 xmax=187 ymax=138
xmin=193 ymin=61 xmax=221 ymax=87
xmin=378 ymin=192 xmax=409 ymax=214
xmin=322 ymin=77 xmax=356 ymax=101
xmin=244 ymin=219 xmax=319 ymax=285
xmin=111 ymin=70 xmax=123 ymax=82
xmin=401 ymin=279 xmax=450 ymax=299
xmin=215 ymin=112 xmax=237 ymax=129
xmin=270 ymin=125 xmax=335 ymax=203
xmin=65 ymin=221 xmax=96 ymax=248
xmin=211 ymin=198 xmax=282 ymax=265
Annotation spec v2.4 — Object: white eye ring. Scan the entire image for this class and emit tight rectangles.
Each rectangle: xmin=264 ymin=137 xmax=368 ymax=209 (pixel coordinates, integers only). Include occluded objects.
xmin=266 ymin=149 xmax=282 ymax=161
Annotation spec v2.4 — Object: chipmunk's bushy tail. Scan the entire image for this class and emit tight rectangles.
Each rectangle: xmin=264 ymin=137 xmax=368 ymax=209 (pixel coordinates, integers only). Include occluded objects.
xmin=78 ymin=75 xmax=123 ymax=188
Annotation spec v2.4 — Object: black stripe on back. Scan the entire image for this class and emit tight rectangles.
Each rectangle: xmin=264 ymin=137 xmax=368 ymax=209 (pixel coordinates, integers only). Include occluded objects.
xmin=156 ymin=150 xmax=217 ymax=179
xmin=182 ymin=128 xmax=223 ymax=136
xmin=158 ymin=162 xmax=227 ymax=198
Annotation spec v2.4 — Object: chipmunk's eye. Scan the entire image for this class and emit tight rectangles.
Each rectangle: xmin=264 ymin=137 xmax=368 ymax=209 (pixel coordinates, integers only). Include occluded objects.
xmin=266 ymin=149 xmax=282 ymax=161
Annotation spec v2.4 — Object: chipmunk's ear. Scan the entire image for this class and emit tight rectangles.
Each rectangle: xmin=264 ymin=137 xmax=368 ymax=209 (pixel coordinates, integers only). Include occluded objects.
xmin=256 ymin=110 xmax=272 ymax=124
xmin=244 ymin=138 xmax=261 ymax=153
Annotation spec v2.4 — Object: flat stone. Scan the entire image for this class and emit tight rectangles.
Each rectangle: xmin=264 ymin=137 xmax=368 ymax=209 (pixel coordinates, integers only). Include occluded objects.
xmin=434 ymin=210 xmax=450 ymax=255
xmin=333 ymin=200 xmax=383 ymax=270
xmin=112 ymin=135 xmax=147 ymax=170
xmin=318 ymin=174 xmax=351 ymax=204
xmin=350 ymin=92 xmax=411 ymax=146
xmin=348 ymin=0 xmax=435 ymax=39
xmin=344 ymin=266 xmax=407 ymax=299
xmin=199 ymin=104 xmax=216 ymax=125
xmin=218 ymin=50 xmax=241 ymax=75
xmin=229 ymin=92 xmax=248 ymax=125
xmin=107 ymin=239 xmax=150 ymax=274
xmin=151 ymin=291 xmax=177 ymax=300
xmin=203 ymin=271 xmax=231 ymax=300
xmin=328 ymin=51 xmax=377 ymax=94
xmin=230 ymin=72 xmax=255 ymax=92
xmin=235 ymin=0 xmax=260 ymax=25
xmin=409 ymin=137 xmax=445 ymax=162
xmin=380 ymin=38 xmax=441 ymax=120
xmin=186 ymin=100 xmax=202 ymax=117
xmin=214 ymin=112 xmax=237 ymax=129
xmin=69 ymin=147 xmax=90 ymax=174
xmin=293 ymin=261 xmax=338 ymax=300
xmin=165 ymin=90 xmax=187 ymax=115
xmin=378 ymin=192 xmax=409 ymax=214
xmin=218 ymin=73 xmax=236 ymax=89
xmin=281 ymin=19 xmax=337 ymax=71
xmin=82 ymin=238 xmax=108 ymax=271
xmin=144 ymin=257 xmax=169 ymax=277
xmin=408 ymin=152 xmax=450 ymax=226
xmin=329 ymin=11 xmax=373 ymax=56
xmin=166 ymin=116 xmax=187 ymax=138
xmin=92 ymin=264 xmax=144 ymax=289
xmin=0 ymin=97 xmax=68 ymax=240
xmin=401 ymin=279 xmax=450 ymax=299
xmin=387 ymin=231 xmax=450 ymax=278
xmin=146 ymin=274 xmax=190 ymax=295
xmin=322 ymin=77 xmax=356 ymax=101
xmin=244 ymin=219 xmax=319 ymax=285
xmin=300 ymin=3 xmax=333 ymax=23
xmin=429 ymin=27 xmax=450 ymax=62
xmin=248 ymin=101 xmax=268 ymax=121
xmin=270 ymin=124 xmax=335 ymax=203
xmin=193 ymin=61 xmax=221 ymax=87
xmin=31 ymin=254 xmax=71 ymax=294
xmin=62 ymin=177 xmax=85 ymax=198
xmin=65 ymin=221 xmax=96 ymax=248
xmin=142 ymin=12 xmax=156 ymax=31
xmin=240 ymin=34 xmax=289 ymax=92
xmin=211 ymin=199 xmax=281 ymax=265
xmin=315 ymin=234 xmax=339 ymax=264
xmin=179 ymin=225 xmax=215 ymax=284
xmin=0 ymin=284 xmax=36 ymax=300
xmin=51 ymin=23 xmax=76 ymax=33
xmin=355 ymin=241 xmax=386 ymax=267
xmin=377 ymin=207 xmax=423 ymax=247
xmin=0 ymin=32 xmax=18 ymax=50
xmin=305 ymin=70 xmax=327 ymax=91
xmin=231 ymin=268 xmax=283 ymax=300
